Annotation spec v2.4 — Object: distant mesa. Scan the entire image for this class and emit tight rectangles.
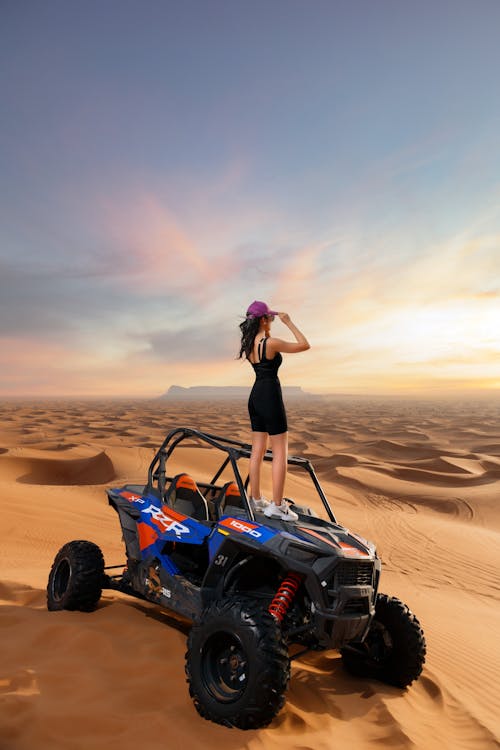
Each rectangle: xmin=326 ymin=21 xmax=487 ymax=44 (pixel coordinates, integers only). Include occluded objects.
xmin=160 ymin=385 xmax=312 ymax=400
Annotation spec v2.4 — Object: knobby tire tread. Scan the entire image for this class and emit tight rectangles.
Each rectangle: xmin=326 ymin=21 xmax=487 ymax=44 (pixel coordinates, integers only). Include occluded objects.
xmin=185 ymin=597 xmax=290 ymax=729
xmin=47 ymin=540 xmax=104 ymax=612
xmin=341 ymin=593 xmax=426 ymax=688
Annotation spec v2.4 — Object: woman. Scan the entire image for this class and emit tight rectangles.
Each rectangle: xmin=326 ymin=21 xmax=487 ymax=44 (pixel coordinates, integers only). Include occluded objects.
xmin=238 ymin=300 xmax=310 ymax=520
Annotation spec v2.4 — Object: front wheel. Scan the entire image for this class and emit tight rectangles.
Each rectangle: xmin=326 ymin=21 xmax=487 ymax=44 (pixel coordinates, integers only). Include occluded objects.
xmin=341 ymin=593 xmax=426 ymax=688
xmin=47 ymin=540 xmax=104 ymax=612
xmin=185 ymin=597 xmax=290 ymax=729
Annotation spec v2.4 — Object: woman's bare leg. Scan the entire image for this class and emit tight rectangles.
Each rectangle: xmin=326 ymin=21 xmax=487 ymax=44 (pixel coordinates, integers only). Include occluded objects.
xmin=249 ymin=431 xmax=268 ymax=499
xmin=269 ymin=432 xmax=288 ymax=505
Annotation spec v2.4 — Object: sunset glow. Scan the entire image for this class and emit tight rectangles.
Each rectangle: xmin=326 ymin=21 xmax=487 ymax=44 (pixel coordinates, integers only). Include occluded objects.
xmin=1 ymin=3 xmax=499 ymax=396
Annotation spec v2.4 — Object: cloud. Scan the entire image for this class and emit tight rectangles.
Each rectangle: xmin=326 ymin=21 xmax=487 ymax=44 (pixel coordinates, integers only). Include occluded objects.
xmin=2 ymin=150 xmax=499 ymax=397
xmin=271 ymin=242 xmax=330 ymax=309
xmin=310 ymin=225 xmax=500 ymax=334
xmin=0 ymin=255 xmax=175 ymax=344
xmin=98 ymin=192 xmax=216 ymax=293
xmin=423 ymin=349 xmax=500 ymax=366
xmin=143 ymin=321 xmax=237 ymax=363
xmin=0 ymin=336 xmax=97 ymax=393
xmin=473 ymin=290 xmax=500 ymax=299
xmin=94 ymin=188 xmax=287 ymax=314
xmin=0 ymin=262 xmax=86 ymax=338
xmin=0 ymin=331 xmax=242 ymax=396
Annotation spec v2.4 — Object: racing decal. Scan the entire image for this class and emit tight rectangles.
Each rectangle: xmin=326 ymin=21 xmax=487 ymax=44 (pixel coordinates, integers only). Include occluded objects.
xmin=214 ymin=553 xmax=229 ymax=567
xmin=144 ymin=565 xmax=174 ymax=598
xmin=338 ymin=542 xmax=370 ymax=558
xmin=297 ymin=527 xmax=339 ymax=550
xmin=296 ymin=528 xmax=370 ymax=557
xmin=220 ymin=517 xmax=263 ymax=538
xmin=119 ymin=490 xmax=145 ymax=504
xmin=141 ymin=504 xmax=190 ymax=538
xmin=207 ymin=527 xmax=225 ymax=561
xmin=218 ymin=517 xmax=279 ymax=543
xmin=144 ymin=563 xmax=162 ymax=594
xmin=137 ymin=521 xmax=159 ymax=551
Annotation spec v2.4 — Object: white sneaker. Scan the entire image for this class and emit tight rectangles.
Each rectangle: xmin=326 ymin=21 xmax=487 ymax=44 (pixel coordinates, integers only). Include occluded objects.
xmin=250 ymin=496 xmax=270 ymax=512
xmin=263 ymin=500 xmax=298 ymax=522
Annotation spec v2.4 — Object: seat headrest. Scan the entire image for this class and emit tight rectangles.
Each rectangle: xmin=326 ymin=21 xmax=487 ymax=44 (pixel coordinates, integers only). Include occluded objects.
xmin=223 ymin=482 xmax=241 ymax=499
xmin=165 ymin=473 xmax=209 ymax=521
xmin=217 ymin=481 xmax=246 ymax=517
xmin=174 ymin=474 xmax=199 ymax=493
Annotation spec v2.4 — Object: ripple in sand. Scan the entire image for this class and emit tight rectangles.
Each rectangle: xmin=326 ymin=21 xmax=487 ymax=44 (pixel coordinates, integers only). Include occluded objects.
xmin=472 ymin=443 xmax=500 ymax=456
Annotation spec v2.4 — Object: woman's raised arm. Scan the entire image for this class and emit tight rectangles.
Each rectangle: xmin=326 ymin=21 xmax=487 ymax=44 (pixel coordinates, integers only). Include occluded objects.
xmin=267 ymin=313 xmax=310 ymax=355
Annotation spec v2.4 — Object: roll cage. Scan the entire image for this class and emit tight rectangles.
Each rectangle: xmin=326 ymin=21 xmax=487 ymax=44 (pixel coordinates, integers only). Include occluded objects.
xmin=145 ymin=427 xmax=336 ymax=524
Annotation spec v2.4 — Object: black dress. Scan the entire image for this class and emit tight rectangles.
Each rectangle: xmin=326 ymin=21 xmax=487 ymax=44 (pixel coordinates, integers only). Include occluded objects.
xmin=248 ymin=337 xmax=288 ymax=435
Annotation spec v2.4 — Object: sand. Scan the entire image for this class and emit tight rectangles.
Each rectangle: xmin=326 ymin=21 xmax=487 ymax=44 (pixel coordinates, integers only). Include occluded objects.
xmin=1 ymin=395 xmax=499 ymax=749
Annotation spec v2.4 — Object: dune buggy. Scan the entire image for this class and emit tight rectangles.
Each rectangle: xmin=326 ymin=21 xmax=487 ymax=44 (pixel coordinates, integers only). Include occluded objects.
xmin=47 ymin=428 xmax=426 ymax=729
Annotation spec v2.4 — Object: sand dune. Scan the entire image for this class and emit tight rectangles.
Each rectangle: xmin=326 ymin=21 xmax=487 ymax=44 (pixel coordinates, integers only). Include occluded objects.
xmin=0 ymin=447 xmax=115 ymax=485
xmin=1 ymin=396 xmax=499 ymax=749
xmin=353 ymin=461 xmax=500 ymax=487
xmin=356 ymin=439 xmax=443 ymax=461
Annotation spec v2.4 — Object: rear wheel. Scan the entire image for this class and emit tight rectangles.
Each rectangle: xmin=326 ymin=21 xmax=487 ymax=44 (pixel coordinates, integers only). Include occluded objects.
xmin=47 ymin=540 xmax=104 ymax=612
xmin=341 ymin=593 xmax=426 ymax=688
xmin=185 ymin=597 xmax=290 ymax=729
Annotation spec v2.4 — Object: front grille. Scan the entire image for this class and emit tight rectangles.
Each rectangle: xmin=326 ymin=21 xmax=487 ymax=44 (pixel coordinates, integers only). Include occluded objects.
xmin=342 ymin=598 xmax=369 ymax=615
xmin=325 ymin=561 xmax=375 ymax=614
xmin=335 ymin=561 xmax=374 ymax=587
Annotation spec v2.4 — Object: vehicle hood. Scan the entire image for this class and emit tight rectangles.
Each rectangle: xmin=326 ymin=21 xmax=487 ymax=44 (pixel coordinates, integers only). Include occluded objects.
xmin=281 ymin=520 xmax=376 ymax=559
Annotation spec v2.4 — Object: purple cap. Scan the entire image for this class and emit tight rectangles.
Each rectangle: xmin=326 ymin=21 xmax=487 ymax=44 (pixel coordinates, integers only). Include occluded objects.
xmin=246 ymin=300 xmax=278 ymax=318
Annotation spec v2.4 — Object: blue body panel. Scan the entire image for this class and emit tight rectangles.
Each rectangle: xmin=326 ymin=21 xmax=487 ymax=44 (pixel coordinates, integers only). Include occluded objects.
xmin=114 ymin=488 xmax=305 ymax=572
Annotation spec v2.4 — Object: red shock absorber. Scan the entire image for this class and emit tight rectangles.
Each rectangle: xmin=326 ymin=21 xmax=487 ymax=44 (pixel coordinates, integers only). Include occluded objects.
xmin=268 ymin=571 xmax=303 ymax=623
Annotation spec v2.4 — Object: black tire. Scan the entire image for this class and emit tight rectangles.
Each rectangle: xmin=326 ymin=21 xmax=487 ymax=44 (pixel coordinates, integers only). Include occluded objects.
xmin=47 ymin=540 xmax=104 ymax=612
xmin=341 ymin=593 xmax=426 ymax=688
xmin=185 ymin=597 xmax=290 ymax=729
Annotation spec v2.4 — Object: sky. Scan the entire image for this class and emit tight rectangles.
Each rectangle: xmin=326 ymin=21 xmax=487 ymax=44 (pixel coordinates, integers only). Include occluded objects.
xmin=1 ymin=0 xmax=499 ymax=397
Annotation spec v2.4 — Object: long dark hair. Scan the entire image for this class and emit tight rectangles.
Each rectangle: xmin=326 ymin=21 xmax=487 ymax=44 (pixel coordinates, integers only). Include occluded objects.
xmin=238 ymin=316 xmax=261 ymax=360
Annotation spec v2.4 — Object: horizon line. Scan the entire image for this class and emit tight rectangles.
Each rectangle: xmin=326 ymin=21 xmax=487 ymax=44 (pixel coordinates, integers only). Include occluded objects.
xmin=2 ymin=387 xmax=500 ymax=401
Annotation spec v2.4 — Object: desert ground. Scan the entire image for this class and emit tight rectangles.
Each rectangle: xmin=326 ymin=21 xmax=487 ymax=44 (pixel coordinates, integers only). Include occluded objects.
xmin=1 ymin=395 xmax=499 ymax=749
